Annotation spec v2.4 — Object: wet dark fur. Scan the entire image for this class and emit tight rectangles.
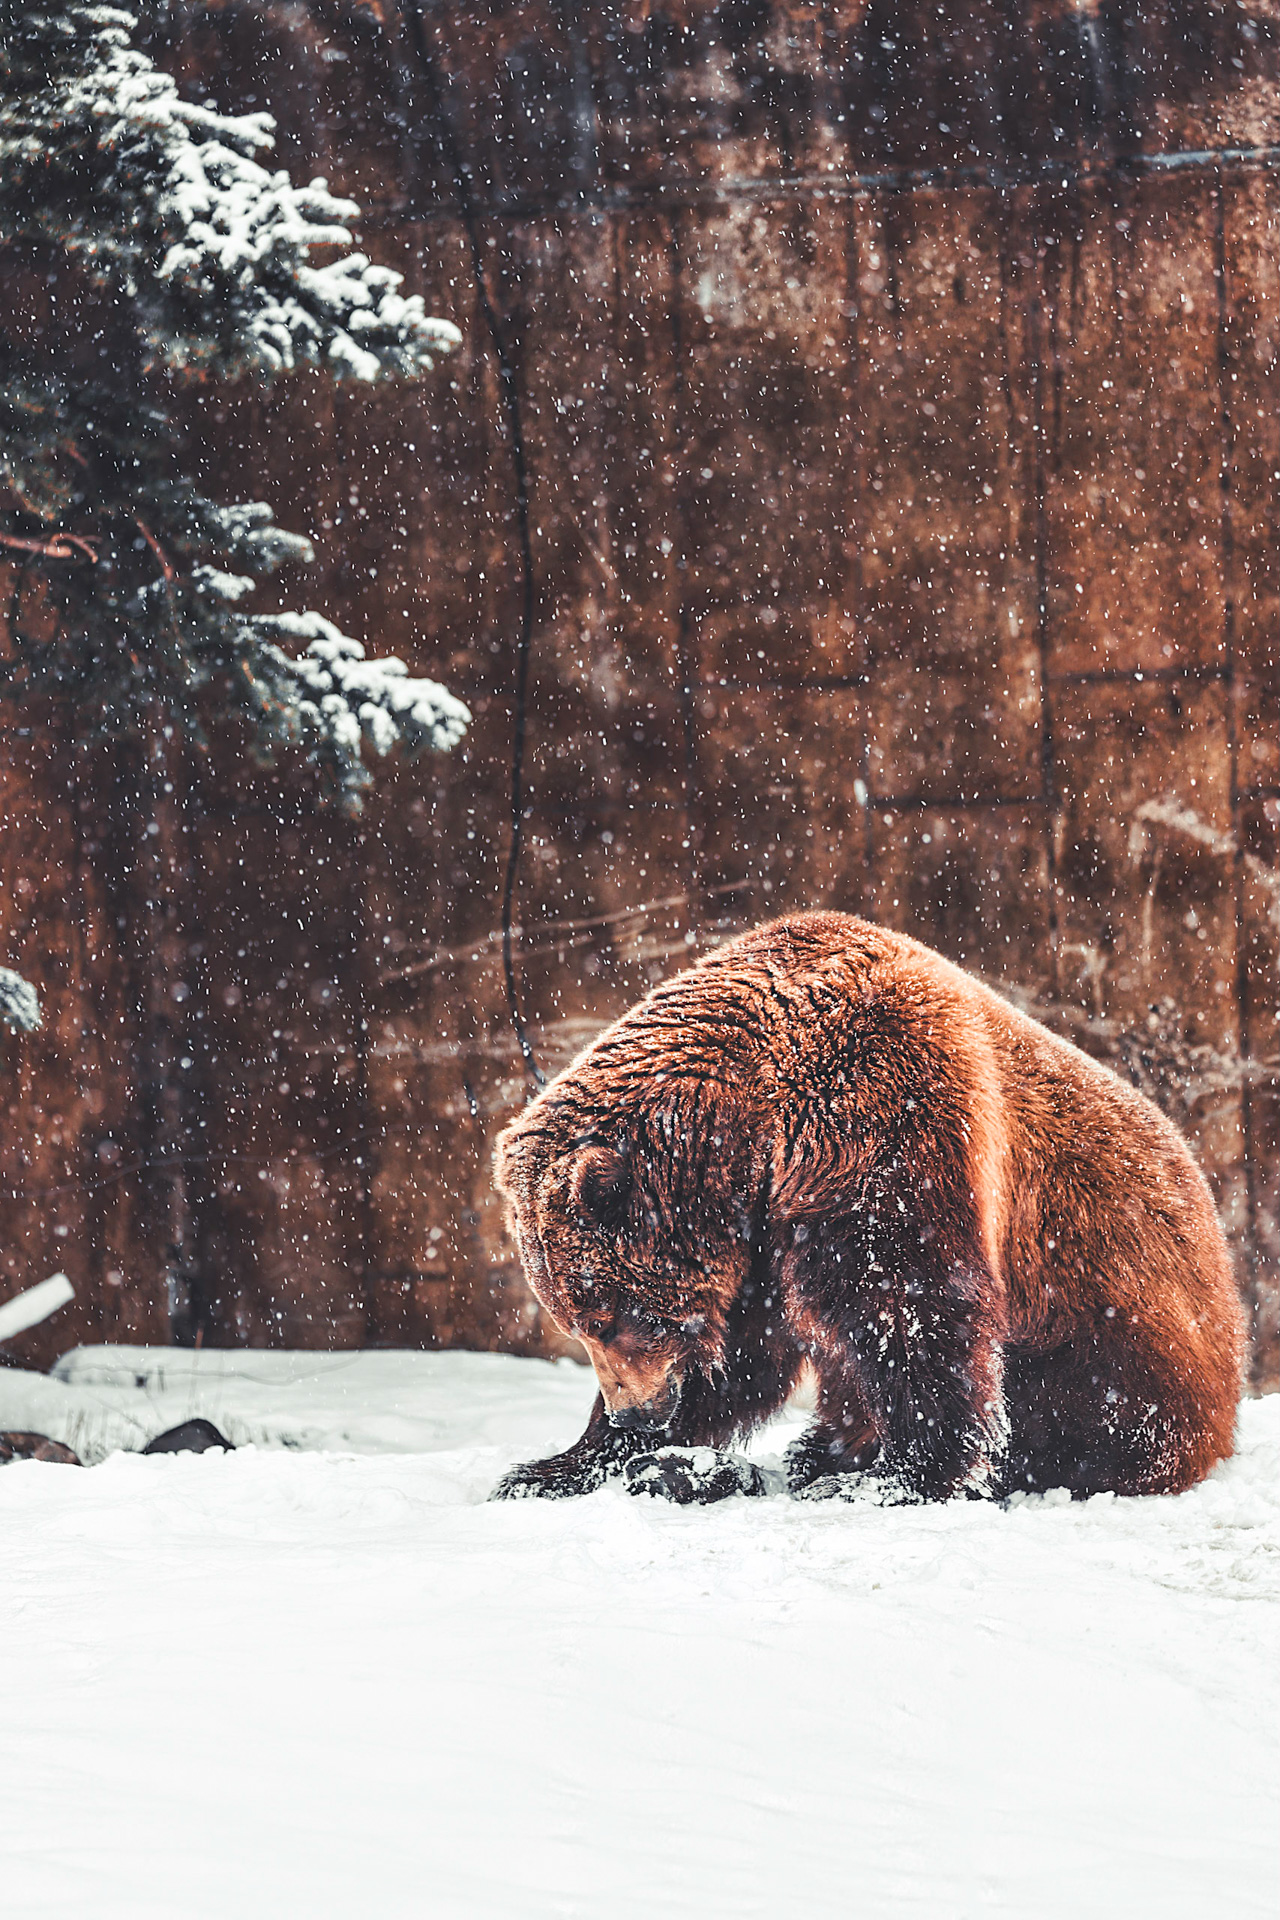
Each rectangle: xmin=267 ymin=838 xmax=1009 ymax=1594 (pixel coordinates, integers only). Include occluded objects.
xmin=493 ymin=913 xmax=1244 ymax=1504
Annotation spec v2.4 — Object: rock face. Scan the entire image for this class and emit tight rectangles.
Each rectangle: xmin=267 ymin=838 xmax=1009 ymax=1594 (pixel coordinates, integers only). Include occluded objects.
xmin=0 ymin=0 xmax=1276 ymax=1380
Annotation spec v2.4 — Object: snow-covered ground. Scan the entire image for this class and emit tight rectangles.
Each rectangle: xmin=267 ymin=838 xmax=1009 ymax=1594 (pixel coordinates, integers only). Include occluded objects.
xmin=1 ymin=1348 xmax=1276 ymax=1920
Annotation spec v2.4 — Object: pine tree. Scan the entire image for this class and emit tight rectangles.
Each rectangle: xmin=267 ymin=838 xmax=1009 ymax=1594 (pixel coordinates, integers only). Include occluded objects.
xmin=0 ymin=2 xmax=472 ymax=1341
xmin=0 ymin=0 xmax=470 ymax=802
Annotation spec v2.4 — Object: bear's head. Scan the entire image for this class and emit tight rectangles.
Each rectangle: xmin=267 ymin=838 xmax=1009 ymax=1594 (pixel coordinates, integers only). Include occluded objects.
xmin=494 ymin=1045 xmax=769 ymax=1433
xmin=492 ymin=918 xmax=916 ymax=1429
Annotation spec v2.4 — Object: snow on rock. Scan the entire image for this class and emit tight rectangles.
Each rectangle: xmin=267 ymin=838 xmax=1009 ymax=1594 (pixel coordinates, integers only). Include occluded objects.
xmin=20 ymin=1345 xmax=583 ymax=1461
xmin=0 ymin=1350 xmax=1276 ymax=1919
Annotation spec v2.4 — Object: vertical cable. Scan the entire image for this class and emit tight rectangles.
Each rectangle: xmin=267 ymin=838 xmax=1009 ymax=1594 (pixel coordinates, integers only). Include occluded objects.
xmin=401 ymin=0 xmax=545 ymax=1087
xmin=1212 ymin=169 xmax=1260 ymax=1356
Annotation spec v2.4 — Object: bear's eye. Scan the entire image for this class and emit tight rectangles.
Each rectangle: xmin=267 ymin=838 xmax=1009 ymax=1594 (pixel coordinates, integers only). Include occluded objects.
xmin=624 ymin=1305 xmax=670 ymax=1344
xmin=569 ymin=1143 xmax=630 ymax=1233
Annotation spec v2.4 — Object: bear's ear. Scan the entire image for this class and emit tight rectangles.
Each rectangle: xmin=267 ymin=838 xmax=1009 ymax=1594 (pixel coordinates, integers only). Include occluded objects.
xmin=570 ymin=1143 xmax=631 ymax=1233
xmin=492 ymin=1121 xmax=521 ymax=1201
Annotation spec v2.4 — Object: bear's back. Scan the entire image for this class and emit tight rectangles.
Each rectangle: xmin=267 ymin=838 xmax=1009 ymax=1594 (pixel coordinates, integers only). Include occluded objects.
xmin=699 ymin=911 xmax=1240 ymax=1386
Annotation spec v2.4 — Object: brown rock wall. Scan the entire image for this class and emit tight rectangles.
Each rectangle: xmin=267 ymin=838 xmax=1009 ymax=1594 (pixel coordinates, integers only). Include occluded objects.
xmin=2 ymin=0 xmax=1277 ymax=1382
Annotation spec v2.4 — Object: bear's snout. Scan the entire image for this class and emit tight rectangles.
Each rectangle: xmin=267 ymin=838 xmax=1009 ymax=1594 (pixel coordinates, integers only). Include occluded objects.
xmin=580 ymin=1333 xmax=684 ymax=1433
xmin=606 ymin=1381 xmax=682 ymax=1434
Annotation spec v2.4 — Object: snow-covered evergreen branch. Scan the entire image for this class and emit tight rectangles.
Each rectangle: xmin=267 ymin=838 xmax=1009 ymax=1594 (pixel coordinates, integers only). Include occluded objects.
xmin=0 ymin=1 xmax=460 ymax=377
xmin=243 ymin=616 xmax=471 ymax=806
xmin=0 ymin=967 xmax=40 ymax=1032
xmin=0 ymin=0 xmax=470 ymax=801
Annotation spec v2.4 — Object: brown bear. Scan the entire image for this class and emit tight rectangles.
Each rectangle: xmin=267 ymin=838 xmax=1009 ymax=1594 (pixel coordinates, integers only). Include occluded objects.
xmin=492 ymin=912 xmax=1244 ymax=1505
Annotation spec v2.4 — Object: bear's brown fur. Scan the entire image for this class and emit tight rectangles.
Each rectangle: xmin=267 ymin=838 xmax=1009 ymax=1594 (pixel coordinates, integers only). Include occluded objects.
xmin=493 ymin=913 xmax=1244 ymax=1503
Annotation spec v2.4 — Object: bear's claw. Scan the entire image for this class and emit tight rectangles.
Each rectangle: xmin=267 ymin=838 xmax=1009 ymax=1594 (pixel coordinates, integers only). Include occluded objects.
xmin=794 ymin=1470 xmax=922 ymax=1506
xmin=623 ymin=1447 xmax=767 ymax=1505
xmin=491 ymin=1462 xmax=600 ymax=1500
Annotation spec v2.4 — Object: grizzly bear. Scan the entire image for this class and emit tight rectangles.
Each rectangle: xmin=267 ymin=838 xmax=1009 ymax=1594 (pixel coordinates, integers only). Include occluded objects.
xmin=492 ymin=912 xmax=1243 ymax=1504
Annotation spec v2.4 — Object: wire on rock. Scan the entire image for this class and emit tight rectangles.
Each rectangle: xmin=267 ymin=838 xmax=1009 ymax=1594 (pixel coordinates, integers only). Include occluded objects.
xmin=400 ymin=0 xmax=545 ymax=1090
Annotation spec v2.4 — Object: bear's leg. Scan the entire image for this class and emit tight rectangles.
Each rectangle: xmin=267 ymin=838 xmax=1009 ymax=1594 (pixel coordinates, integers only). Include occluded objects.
xmin=491 ymin=1392 xmax=650 ymax=1500
xmin=851 ymin=1287 xmax=1006 ymax=1501
xmin=788 ymin=1220 xmax=1008 ymax=1501
xmin=784 ymin=1388 xmax=880 ymax=1494
xmin=998 ymin=1340 xmax=1215 ymax=1498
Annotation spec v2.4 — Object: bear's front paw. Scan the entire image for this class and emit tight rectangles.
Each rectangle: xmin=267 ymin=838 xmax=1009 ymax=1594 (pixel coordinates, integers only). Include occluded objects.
xmin=624 ymin=1447 xmax=767 ymax=1505
xmin=490 ymin=1463 xmax=555 ymax=1500
xmin=784 ymin=1422 xmax=881 ymax=1493
xmin=490 ymin=1456 xmax=609 ymax=1500
xmin=793 ymin=1470 xmax=920 ymax=1506
xmin=792 ymin=1471 xmax=863 ymax=1502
